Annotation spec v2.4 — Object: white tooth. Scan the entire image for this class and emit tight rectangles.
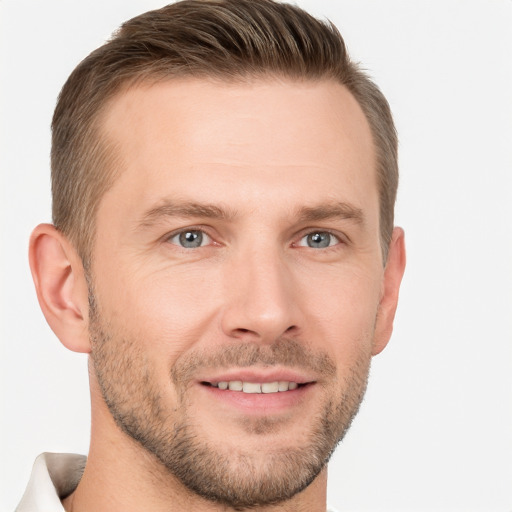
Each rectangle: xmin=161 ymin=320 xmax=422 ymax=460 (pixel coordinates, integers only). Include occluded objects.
xmin=278 ymin=381 xmax=289 ymax=392
xmin=261 ymin=382 xmax=279 ymax=393
xmin=243 ymin=382 xmax=262 ymax=393
xmin=218 ymin=381 xmax=228 ymax=390
xmin=288 ymin=382 xmax=298 ymax=390
xmin=228 ymin=381 xmax=243 ymax=391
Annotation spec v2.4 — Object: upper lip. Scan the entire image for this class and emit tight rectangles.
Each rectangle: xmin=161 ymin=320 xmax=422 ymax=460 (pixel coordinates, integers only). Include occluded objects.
xmin=197 ymin=368 xmax=317 ymax=385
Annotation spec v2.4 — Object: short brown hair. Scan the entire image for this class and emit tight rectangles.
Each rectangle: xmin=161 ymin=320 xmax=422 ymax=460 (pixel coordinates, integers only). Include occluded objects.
xmin=51 ymin=0 xmax=398 ymax=265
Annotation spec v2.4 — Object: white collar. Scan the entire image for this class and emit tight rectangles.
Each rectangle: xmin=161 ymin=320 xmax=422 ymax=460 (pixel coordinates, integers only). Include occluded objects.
xmin=16 ymin=453 xmax=86 ymax=512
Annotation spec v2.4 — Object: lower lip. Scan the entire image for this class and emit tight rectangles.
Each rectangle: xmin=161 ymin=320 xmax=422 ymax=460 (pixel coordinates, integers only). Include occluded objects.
xmin=200 ymin=383 xmax=313 ymax=414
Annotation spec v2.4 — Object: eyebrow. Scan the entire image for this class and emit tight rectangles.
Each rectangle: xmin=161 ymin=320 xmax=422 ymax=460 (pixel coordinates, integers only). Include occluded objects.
xmin=138 ymin=199 xmax=364 ymax=228
xmin=297 ymin=202 xmax=365 ymax=225
xmin=138 ymin=200 xmax=237 ymax=227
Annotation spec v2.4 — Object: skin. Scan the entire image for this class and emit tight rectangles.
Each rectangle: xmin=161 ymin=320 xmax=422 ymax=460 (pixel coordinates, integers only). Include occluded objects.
xmin=29 ymin=78 xmax=406 ymax=512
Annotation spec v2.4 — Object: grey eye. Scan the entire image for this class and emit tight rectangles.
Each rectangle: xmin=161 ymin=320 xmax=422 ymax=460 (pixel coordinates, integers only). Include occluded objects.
xmin=170 ymin=230 xmax=210 ymax=248
xmin=299 ymin=231 xmax=339 ymax=249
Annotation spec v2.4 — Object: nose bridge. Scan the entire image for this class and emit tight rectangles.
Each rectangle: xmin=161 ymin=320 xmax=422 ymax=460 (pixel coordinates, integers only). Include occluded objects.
xmin=221 ymin=239 xmax=299 ymax=342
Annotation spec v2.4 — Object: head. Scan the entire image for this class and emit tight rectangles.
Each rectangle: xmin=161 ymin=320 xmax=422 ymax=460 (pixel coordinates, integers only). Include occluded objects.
xmin=51 ymin=0 xmax=398 ymax=268
xmin=30 ymin=1 xmax=405 ymax=509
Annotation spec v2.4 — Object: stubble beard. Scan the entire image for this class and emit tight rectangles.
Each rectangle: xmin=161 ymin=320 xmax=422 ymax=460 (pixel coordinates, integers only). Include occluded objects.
xmin=88 ymin=291 xmax=372 ymax=509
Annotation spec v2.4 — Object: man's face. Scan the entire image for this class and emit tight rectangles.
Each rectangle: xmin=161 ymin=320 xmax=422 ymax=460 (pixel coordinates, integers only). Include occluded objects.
xmin=89 ymin=78 xmax=387 ymax=507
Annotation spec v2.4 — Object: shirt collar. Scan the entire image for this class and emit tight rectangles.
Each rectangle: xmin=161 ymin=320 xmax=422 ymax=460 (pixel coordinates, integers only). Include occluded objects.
xmin=16 ymin=453 xmax=86 ymax=512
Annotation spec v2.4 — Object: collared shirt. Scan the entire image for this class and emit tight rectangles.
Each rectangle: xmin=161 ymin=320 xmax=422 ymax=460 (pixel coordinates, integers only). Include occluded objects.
xmin=16 ymin=453 xmax=339 ymax=511
xmin=16 ymin=453 xmax=86 ymax=512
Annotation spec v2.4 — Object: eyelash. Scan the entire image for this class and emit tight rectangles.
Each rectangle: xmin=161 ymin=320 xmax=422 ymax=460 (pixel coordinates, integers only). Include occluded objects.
xmin=165 ymin=227 xmax=346 ymax=250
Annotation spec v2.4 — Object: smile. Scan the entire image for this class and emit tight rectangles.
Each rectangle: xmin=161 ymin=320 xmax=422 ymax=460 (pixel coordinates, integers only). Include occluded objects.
xmin=206 ymin=381 xmax=302 ymax=393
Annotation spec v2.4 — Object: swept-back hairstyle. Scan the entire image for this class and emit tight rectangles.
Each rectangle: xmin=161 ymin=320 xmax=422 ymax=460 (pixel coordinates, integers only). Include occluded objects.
xmin=52 ymin=0 xmax=397 ymax=265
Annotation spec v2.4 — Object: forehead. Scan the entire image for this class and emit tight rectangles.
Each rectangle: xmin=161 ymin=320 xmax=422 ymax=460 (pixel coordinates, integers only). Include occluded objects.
xmin=98 ymin=78 xmax=377 ymax=220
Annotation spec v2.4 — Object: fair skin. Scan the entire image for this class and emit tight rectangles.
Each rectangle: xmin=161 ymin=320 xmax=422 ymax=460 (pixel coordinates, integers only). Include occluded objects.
xmin=30 ymin=78 xmax=405 ymax=512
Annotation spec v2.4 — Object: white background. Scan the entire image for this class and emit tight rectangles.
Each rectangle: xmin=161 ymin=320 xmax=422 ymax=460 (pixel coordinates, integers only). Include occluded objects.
xmin=1 ymin=1 xmax=511 ymax=511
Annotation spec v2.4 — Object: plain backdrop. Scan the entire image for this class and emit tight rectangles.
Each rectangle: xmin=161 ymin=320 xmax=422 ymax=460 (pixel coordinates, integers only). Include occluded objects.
xmin=1 ymin=1 xmax=511 ymax=511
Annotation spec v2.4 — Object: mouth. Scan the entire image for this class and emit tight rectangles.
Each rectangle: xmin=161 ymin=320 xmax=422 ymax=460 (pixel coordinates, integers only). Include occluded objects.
xmin=199 ymin=378 xmax=314 ymax=416
xmin=195 ymin=369 xmax=318 ymax=415
xmin=202 ymin=380 xmax=308 ymax=393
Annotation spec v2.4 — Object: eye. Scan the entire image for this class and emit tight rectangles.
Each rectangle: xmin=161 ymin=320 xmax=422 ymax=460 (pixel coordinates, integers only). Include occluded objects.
xmin=298 ymin=231 xmax=340 ymax=249
xmin=169 ymin=229 xmax=212 ymax=248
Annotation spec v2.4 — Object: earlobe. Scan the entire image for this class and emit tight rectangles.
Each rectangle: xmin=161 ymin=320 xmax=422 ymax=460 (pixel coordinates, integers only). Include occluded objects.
xmin=29 ymin=224 xmax=91 ymax=353
xmin=372 ymin=227 xmax=406 ymax=355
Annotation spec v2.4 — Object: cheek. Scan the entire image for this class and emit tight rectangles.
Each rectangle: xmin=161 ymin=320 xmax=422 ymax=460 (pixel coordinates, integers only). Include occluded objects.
xmin=97 ymin=264 xmax=221 ymax=359
xmin=298 ymin=265 xmax=382 ymax=359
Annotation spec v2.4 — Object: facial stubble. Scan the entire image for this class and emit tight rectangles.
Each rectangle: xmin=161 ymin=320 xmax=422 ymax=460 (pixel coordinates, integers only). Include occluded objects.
xmin=88 ymin=290 xmax=372 ymax=509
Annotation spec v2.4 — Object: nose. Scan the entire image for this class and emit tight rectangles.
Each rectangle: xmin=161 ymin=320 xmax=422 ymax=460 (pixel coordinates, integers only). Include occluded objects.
xmin=220 ymin=245 xmax=301 ymax=344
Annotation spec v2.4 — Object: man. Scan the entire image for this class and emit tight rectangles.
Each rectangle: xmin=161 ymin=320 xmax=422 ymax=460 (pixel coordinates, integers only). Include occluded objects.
xmin=17 ymin=0 xmax=405 ymax=510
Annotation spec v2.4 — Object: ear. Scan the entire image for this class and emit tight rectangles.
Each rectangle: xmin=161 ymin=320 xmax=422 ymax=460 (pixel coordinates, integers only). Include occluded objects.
xmin=29 ymin=224 xmax=91 ymax=353
xmin=372 ymin=227 xmax=406 ymax=355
